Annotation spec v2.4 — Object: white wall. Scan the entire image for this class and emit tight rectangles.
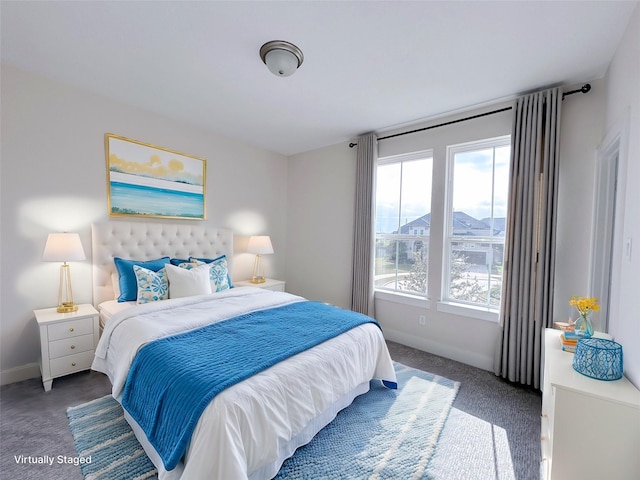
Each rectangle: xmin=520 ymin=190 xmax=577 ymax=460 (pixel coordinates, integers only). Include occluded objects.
xmin=286 ymin=143 xmax=356 ymax=308
xmin=0 ymin=65 xmax=288 ymax=384
xmin=602 ymin=4 xmax=640 ymax=387
xmin=555 ymin=78 xmax=607 ymax=324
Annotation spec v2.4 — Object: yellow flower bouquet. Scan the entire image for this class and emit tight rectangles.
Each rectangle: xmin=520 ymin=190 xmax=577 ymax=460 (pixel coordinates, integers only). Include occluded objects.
xmin=569 ymin=296 xmax=599 ymax=337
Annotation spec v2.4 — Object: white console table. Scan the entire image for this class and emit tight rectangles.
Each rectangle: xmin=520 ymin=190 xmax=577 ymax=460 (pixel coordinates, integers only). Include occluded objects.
xmin=541 ymin=328 xmax=640 ymax=479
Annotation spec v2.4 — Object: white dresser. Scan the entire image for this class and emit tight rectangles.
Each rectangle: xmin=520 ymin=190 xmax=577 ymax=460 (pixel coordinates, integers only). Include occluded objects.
xmin=541 ymin=328 xmax=640 ymax=479
xmin=35 ymin=304 xmax=99 ymax=391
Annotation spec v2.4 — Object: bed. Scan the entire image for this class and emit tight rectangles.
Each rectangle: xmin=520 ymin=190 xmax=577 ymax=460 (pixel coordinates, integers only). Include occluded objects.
xmin=90 ymin=221 xmax=397 ymax=480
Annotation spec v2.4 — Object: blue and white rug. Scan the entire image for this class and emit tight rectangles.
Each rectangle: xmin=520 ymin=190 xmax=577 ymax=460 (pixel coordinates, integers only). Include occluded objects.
xmin=275 ymin=362 xmax=460 ymax=479
xmin=66 ymin=395 xmax=157 ymax=480
xmin=67 ymin=362 xmax=459 ymax=479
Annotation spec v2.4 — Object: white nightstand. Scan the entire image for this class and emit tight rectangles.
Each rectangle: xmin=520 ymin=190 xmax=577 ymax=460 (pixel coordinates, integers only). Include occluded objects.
xmin=34 ymin=304 xmax=99 ymax=392
xmin=234 ymin=278 xmax=286 ymax=292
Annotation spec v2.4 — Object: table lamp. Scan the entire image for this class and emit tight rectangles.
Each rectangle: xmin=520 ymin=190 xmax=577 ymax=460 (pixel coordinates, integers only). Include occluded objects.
xmin=42 ymin=233 xmax=86 ymax=312
xmin=247 ymin=236 xmax=273 ymax=284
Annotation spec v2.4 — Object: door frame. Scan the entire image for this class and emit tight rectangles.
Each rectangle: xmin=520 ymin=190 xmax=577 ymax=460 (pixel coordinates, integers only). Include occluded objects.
xmin=590 ymin=113 xmax=630 ymax=333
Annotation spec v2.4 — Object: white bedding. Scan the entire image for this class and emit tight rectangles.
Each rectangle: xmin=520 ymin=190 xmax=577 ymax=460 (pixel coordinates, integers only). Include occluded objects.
xmin=92 ymin=287 xmax=397 ymax=479
xmin=97 ymin=299 xmax=134 ymax=329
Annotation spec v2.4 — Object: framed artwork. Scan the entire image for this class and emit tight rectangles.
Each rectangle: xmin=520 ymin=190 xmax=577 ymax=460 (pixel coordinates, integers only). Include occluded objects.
xmin=105 ymin=134 xmax=206 ymax=220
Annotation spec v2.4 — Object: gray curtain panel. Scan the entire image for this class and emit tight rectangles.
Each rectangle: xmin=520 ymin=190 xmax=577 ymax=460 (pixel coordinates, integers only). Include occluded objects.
xmin=351 ymin=133 xmax=377 ymax=315
xmin=494 ymin=88 xmax=562 ymax=389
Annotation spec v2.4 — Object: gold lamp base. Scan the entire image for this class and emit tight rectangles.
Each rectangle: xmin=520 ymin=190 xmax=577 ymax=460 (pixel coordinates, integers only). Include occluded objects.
xmin=56 ymin=263 xmax=78 ymax=313
xmin=251 ymin=254 xmax=267 ymax=284
xmin=57 ymin=302 xmax=79 ymax=313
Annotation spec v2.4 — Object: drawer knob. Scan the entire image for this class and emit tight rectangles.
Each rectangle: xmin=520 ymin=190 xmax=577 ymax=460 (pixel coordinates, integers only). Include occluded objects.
xmin=71 ymin=362 xmax=77 ymax=367
xmin=70 ymin=345 xmax=75 ymax=350
xmin=541 ymin=413 xmax=548 ymax=418
xmin=69 ymin=327 xmax=74 ymax=332
xmin=540 ymin=435 xmax=546 ymax=441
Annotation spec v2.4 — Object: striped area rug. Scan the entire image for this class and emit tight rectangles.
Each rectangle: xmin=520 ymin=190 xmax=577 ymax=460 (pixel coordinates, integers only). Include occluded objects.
xmin=66 ymin=395 xmax=156 ymax=480
xmin=67 ymin=362 xmax=459 ymax=479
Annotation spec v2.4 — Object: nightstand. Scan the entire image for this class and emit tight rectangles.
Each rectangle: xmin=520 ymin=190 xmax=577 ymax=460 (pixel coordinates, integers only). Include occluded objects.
xmin=34 ymin=304 xmax=99 ymax=392
xmin=234 ymin=278 xmax=286 ymax=292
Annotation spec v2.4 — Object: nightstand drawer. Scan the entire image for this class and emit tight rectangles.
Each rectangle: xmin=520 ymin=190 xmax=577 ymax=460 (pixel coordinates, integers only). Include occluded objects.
xmin=49 ymin=334 xmax=94 ymax=359
xmin=49 ymin=351 xmax=94 ymax=377
xmin=48 ymin=318 xmax=93 ymax=341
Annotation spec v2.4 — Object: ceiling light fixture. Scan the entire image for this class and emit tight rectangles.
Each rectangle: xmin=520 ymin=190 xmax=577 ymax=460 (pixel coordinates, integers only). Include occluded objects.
xmin=260 ymin=40 xmax=304 ymax=77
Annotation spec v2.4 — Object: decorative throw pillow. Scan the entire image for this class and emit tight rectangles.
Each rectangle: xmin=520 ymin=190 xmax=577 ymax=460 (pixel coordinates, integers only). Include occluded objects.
xmin=169 ymin=257 xmax=191 ymax=266
xmin=111 ymin=272 xmax=121 ymax=299
xmin=133 ymin=265 xmax=169 ymax=304
xmin=188 ymin=255 xmax=233 ymax=291
xmin=114 ymin=256 xmax=170 ymax=302
xmin=165 ymin=263 xmax=212 ymax=299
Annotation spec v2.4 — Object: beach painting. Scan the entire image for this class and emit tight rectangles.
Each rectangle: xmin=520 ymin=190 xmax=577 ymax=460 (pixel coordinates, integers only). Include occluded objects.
xmin=106 ymin=134 xmax=206 ymax=219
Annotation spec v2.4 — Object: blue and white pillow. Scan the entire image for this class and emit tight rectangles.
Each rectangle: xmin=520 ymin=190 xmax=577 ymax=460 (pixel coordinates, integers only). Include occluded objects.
xmin=133 ymin=265 xmax=169 ymax=304
xmin=114 ymin=256 xmax=170 ymax=302
xmin=182 ymin=256 xmax=232 ymax=292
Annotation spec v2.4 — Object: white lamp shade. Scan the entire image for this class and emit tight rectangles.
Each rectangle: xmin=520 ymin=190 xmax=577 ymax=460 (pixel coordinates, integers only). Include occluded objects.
xmin=264 ymin=49 xmax=299 ymax=77
xmin=42 ymin=233 xmax=86 ymax=262
xmin=247 ymin=236 xmax=274 ymax=255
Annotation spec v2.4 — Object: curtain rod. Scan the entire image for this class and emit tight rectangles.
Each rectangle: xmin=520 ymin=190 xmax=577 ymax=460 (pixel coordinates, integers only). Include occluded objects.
xmin=348 ymin=83 xmax=591 ymax=148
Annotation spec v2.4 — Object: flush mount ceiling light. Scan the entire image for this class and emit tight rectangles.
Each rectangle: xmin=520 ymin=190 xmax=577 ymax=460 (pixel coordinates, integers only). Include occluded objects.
xmin=260 ymin=40 xmax=304 ymax=77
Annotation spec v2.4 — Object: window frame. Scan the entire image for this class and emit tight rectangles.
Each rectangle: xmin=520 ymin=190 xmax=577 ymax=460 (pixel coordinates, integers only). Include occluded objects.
xmin=442 ymin=135 xmax=511 ymax=313
xmin=374 ymin=149 xmax=433 ymax=299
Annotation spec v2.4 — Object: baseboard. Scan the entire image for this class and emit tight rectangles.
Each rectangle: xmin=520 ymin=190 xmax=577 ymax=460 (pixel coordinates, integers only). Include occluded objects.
xmin=383 ymin=328 xmax=493 ymax=371
xmin=0 ymin=362 xmax=40 ymax=386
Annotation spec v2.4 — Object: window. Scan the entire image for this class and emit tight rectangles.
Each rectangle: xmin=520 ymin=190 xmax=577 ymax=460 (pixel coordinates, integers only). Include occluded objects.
xmin=374 ymin=135 xmax=511 ymax=317
xmin=443 ymin=136 xmax=511 ymax=310
xmin=374 ymin=151 xmax=433 ymax=297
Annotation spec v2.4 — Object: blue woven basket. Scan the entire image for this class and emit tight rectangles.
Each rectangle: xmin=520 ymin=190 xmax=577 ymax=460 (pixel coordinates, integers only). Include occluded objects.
xmin=572 ymin=338 xmax=623 ymax=381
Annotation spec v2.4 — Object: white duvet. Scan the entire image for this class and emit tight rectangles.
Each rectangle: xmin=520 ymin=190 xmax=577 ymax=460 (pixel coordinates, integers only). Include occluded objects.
xmin=92 ymin=287 xmax=397 ymax=480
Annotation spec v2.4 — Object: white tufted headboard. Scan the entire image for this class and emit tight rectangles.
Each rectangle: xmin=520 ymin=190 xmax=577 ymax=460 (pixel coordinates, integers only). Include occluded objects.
xmin=92 ymin=221 xmax=234 ymax=307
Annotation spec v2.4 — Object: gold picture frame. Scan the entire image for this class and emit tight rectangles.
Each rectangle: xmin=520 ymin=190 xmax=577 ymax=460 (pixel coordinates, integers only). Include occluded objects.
xmin=105 ymin=134 xmax=206 ymax=220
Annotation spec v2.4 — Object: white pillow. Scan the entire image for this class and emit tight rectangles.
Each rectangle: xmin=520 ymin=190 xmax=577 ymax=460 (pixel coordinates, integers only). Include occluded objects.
xmin=165 ymin=263 xmax=212 ymax=299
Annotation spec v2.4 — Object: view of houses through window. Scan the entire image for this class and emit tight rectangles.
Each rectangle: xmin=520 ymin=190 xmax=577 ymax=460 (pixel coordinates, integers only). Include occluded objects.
xmin=375 ymin=151 xmax=433 ymax=296
xmin=444 ymin=136 xmax=511 ymax=309
xmin=374 ymin=136 xmax=511 ymax=313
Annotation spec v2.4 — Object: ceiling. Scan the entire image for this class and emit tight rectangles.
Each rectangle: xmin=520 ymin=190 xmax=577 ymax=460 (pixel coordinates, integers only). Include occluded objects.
xmin=1 ymin=1 xmax=637 ymax=156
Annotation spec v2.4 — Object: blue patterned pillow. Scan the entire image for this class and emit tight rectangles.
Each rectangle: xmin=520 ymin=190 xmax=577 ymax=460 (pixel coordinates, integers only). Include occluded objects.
xmin=114 ymin=256 xmax=170 ymax=302
xmin=184 ymin=256 xmax=232 ymax=292
xmin=133 ymin=265 xmax=169 ymax=304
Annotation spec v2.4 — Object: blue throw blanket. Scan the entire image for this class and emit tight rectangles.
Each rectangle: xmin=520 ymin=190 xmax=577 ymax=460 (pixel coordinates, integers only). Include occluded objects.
xmin=121 ymin=300 xmax=393 ymax=471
